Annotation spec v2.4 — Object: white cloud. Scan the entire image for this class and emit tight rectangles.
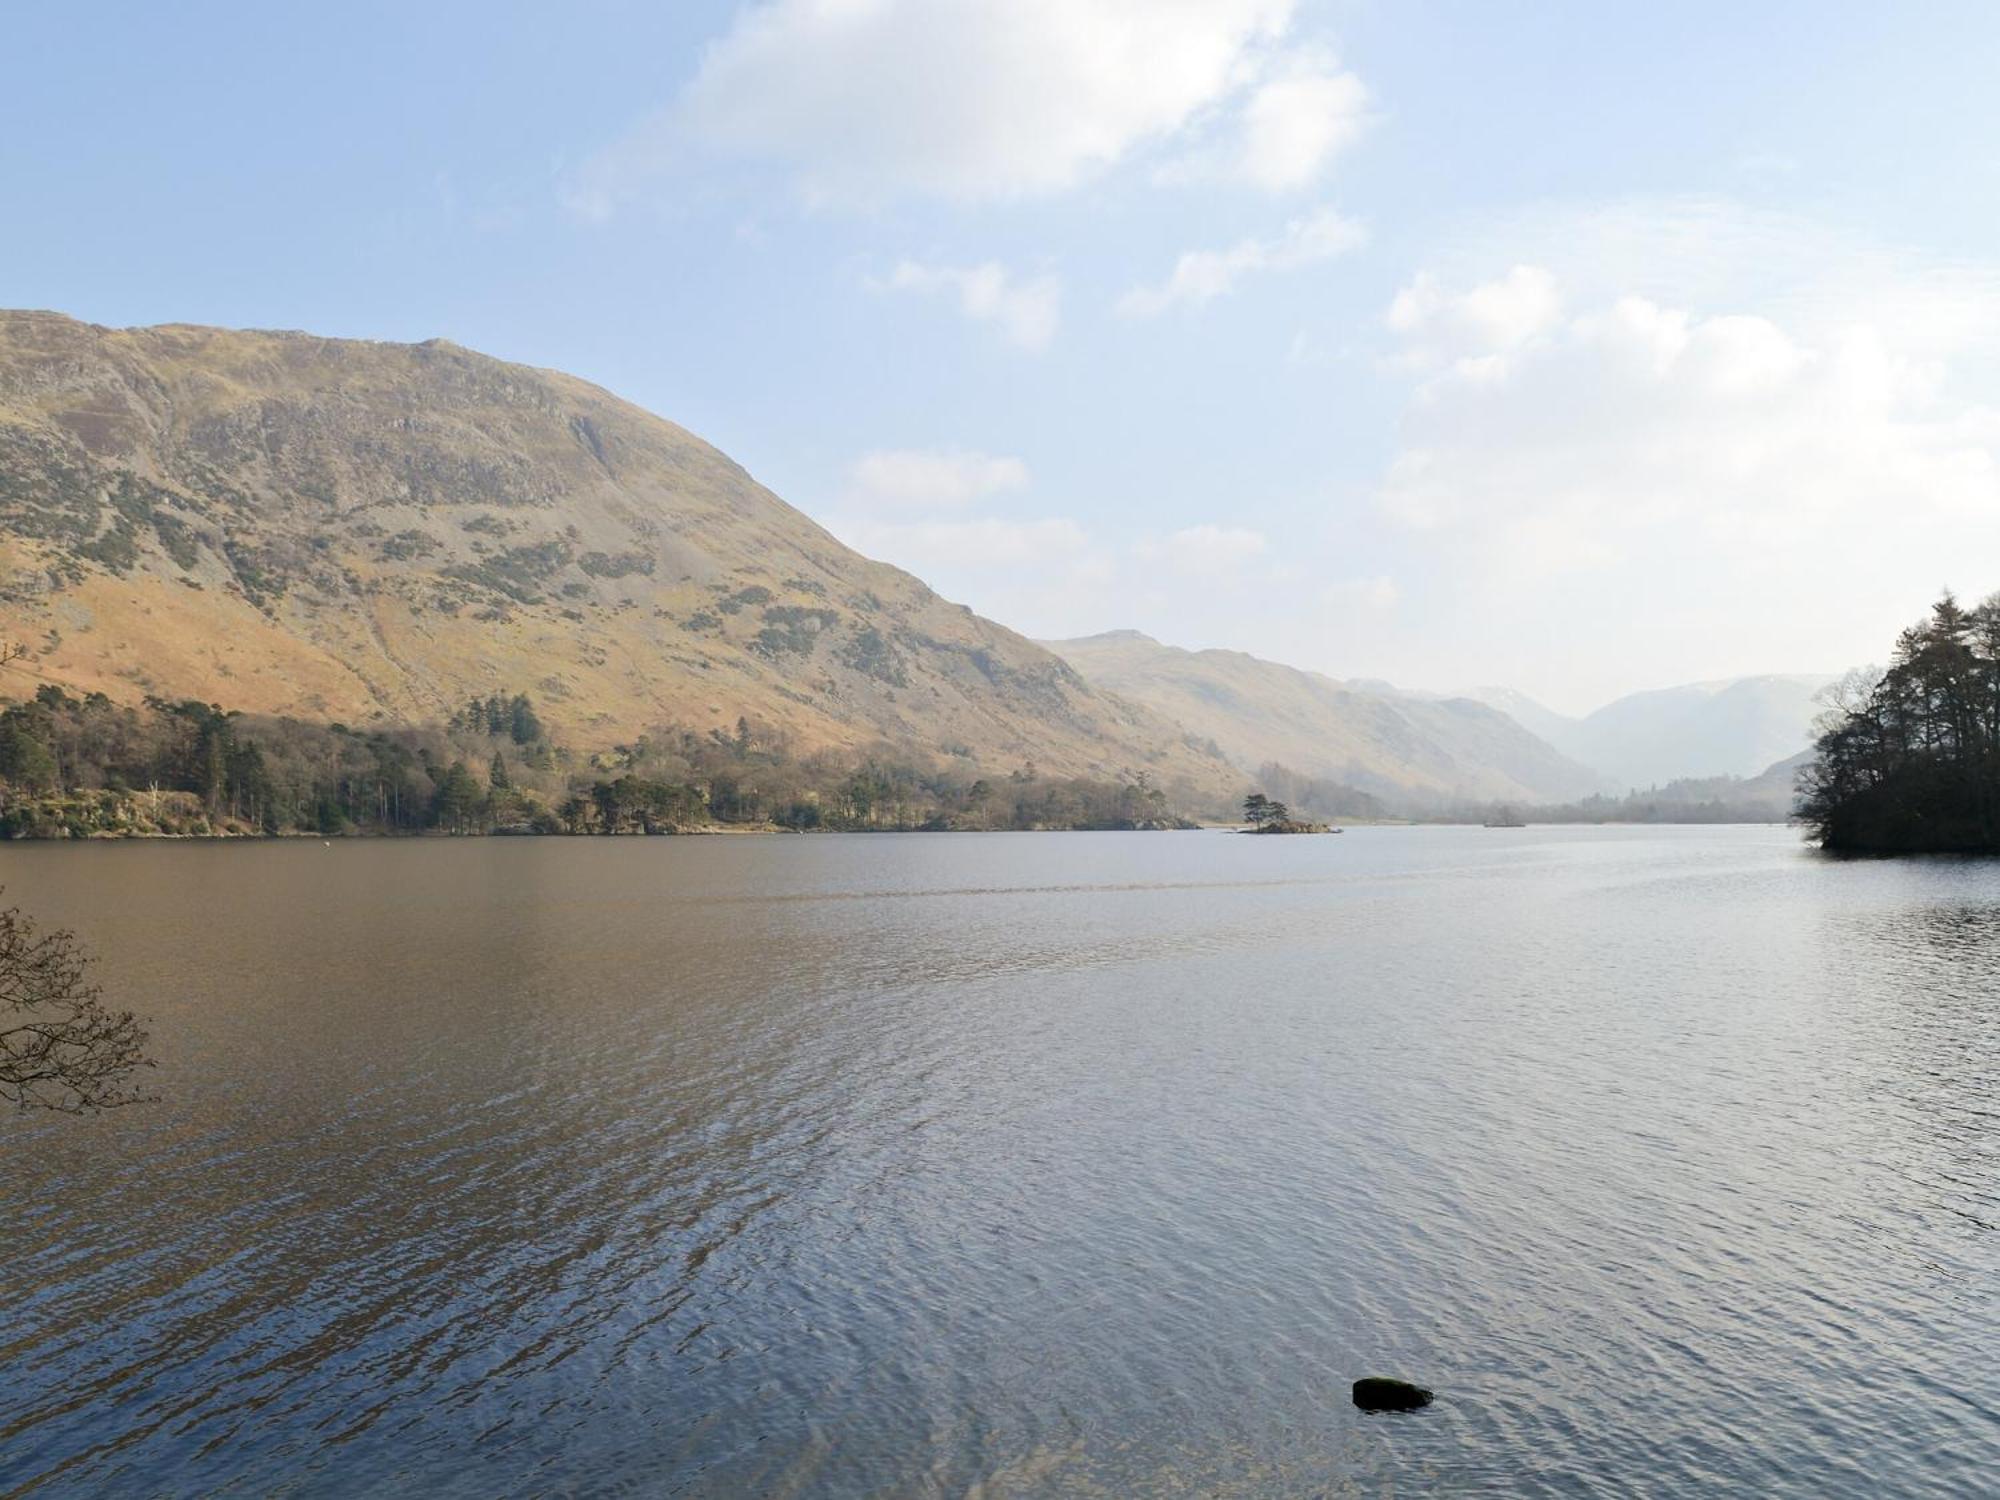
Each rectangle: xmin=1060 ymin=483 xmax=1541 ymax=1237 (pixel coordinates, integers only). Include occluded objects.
xmin=1386 ymin=265 xmax=1562 ymax=365
xmin=573 ymin=1 xmax=1368 ymax=209
xmin=1373 ymin=253 xmax=2000 ymax=698
xmin=1239 ymin=47 xmax=1370 ymax=191
xmin=848 ymin=448 xmax=1030 ymax=510
xmin=1415 ymin=197 xmax=2000 ymax=363
xmin=1381 ymin=282 xmax=2000 ymax=540
xmin=1119 ymin=205 xmax=1364 ymax=317
xmin=1139 ymin=524 xmax=1270 ymax=574
xmin=884 ymin=260 xmax=1061 ymax=350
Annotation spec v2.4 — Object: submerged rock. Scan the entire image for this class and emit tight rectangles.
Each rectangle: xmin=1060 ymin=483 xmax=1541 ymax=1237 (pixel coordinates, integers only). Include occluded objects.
xmin=1352 ymin=1377 xmax=1434 ymax=1412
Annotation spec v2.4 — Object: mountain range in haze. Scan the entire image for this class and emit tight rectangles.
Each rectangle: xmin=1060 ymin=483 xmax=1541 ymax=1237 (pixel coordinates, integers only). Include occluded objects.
xmin=0 ymin=310 xmax=1828 ymax=816
xmin=1044 ymin=633 xmax=1828 ymax=810
xmin=1041 ymin=630 xmax=1604 ymax=808
xmin=1464 ymin=677 xmax=1832 ymax=793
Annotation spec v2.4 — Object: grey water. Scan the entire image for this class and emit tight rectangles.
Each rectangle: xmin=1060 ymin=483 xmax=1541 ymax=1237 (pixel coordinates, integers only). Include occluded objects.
xmin=0 ymin=827 xmax=1994 ymax=1497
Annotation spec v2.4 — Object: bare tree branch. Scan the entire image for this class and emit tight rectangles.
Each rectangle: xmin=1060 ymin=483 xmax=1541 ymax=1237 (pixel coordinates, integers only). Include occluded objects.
xmin=0 ymin=893 xmax=153 ymax=1113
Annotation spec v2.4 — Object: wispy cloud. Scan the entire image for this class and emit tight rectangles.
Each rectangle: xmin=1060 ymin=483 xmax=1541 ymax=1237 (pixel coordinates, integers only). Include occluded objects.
xmin=882 ymin=260 xmax=1061 ymax=351
xmin=1118 ymin=206 xmax=1364 ymax=317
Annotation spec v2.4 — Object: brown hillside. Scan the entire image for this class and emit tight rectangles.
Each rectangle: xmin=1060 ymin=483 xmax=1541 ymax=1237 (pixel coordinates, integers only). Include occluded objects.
xmin=0 ymin=311 xmax=1232 ymax=798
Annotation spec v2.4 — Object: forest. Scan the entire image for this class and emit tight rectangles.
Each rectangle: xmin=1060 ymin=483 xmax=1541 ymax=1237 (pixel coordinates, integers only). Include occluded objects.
xmin=1798 ymin=592 xmax=2000 ymax=852
xmin=1459 ymin=770 xmax=1797 ymax=827
xmin=0 ymin=686 xmax=1191 ymax=838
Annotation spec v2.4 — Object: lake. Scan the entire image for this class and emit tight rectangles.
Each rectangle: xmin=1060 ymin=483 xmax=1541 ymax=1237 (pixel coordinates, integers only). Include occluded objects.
xmin=1 ymin=827 xmax=1994 ymax=1497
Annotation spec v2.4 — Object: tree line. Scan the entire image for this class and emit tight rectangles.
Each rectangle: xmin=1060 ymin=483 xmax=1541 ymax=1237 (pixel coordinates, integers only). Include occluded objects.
xmin=1799 ymin=592 xmax=2000 ymax=852
xmin=0 ymin=687 xmax=1192 ymax=838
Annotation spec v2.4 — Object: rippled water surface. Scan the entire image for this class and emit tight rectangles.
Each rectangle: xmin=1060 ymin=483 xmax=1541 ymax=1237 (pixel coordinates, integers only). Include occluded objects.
xmin=1 ymin=828 xmax=1995 ymax=1497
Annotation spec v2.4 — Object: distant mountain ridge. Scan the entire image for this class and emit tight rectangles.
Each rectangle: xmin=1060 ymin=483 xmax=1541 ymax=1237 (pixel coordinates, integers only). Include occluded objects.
xmin=0 ymin=311 xmax=1236 ymax=800
xmin=1041 ymin=630 xmax=1604 ymax=807
xmin=1465 ymin=675 xmax=1833 ymax=791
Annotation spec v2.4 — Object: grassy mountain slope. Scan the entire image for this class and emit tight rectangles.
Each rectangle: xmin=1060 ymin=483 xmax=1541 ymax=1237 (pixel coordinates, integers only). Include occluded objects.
xmin=1042 ymin=630 xmax=1604 ymax=806
xmin=0 ymin=310 xmax=1233 ymax=798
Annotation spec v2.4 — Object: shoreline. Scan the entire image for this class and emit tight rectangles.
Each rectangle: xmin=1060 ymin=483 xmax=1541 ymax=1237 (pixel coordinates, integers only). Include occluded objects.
xmin=0 ymin=818 xmax=1804 ymax=844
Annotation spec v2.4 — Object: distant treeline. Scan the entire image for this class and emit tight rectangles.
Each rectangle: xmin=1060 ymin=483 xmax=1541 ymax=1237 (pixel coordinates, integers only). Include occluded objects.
xmin=0 ymin=686 xmax=1190 ymax=838
xmin=1478 ymin=776 xmax=1795 ymax=826
xmin=1799 ymin=593 xmax=2000 ymax=852
xmin=1257 ymin=757 xmax=1796 ymax=826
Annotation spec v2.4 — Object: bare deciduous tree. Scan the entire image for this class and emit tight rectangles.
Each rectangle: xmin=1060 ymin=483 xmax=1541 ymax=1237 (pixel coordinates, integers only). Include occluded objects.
xmin=0 ymin=896 xmax=152 ymax=1113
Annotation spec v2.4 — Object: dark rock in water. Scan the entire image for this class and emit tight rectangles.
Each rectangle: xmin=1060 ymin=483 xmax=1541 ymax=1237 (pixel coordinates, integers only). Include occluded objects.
xmin=1352 ymin=1377 xmax=1434 ymax=1412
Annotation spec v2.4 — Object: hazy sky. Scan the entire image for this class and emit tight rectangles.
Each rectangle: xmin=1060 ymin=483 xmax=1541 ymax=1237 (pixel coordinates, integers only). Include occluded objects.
xmin=9 ymin=2 xmax=2000 ymax=712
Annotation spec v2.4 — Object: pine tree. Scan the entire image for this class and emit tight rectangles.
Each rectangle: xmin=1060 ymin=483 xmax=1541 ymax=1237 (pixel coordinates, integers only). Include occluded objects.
xmin=432 ymin=760 xmax=483 ymax=834
xmin=0 ymin=721 xmax=58 ymax=793
xmin=508 ymin=694 xmax=542 ymax=746
xmin=1802 ymin=590 xmax=2000 ymax=851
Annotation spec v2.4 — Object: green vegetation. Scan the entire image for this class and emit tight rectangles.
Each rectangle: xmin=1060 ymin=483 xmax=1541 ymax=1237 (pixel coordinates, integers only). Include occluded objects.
xmin=380 ymin=529 xmax=441 ymax=560
xmin=0 ymin=687 xmax=1195 ymax=838
xmin=841 ymin=625 xmax=909 ymax=686
xmin=1798 ymin=592 xmax=2000 ymax=852
xmin=441 ymin=538 xmax=574 ymax=605
xmin=577 ymin=550 xmax=655 ymax=579
xmin=754 ymin=605 xmax=840 ymax=657
xmin=0 ymin=686 xmax=538 ymax=838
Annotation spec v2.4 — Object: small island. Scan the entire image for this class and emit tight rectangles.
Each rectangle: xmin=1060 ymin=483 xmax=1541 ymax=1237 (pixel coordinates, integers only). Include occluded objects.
xmin=1799 ymin=592 xmax=2000 ymax=853
xmin=1239 ymin=792 xmax=1332 ymax=834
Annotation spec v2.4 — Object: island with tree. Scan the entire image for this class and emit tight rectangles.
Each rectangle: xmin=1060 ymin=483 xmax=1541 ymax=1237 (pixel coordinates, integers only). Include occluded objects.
xmin=1799 ymin=591 xmax=2000 ymax=853
xmin=1239 ymin=792 xmax=1331 ymax=834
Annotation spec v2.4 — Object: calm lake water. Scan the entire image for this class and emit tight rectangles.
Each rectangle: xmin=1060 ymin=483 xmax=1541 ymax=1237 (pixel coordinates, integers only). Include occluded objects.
xmin=1 ymin=828 xmax=1995 ymax=1497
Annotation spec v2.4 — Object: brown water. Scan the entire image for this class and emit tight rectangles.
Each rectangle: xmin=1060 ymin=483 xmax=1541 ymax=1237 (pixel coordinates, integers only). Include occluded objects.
xmin=0 ymin=828 xmax=1995 ymax=1496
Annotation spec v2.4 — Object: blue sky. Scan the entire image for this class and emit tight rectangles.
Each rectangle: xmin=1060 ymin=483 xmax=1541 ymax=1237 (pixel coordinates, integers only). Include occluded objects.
xmin=8 ymin=1 xmax=2000 ymax=711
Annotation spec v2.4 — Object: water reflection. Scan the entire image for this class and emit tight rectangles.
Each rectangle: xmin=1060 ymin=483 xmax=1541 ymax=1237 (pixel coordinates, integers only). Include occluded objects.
xmin=1 ymin=830 xmax=1995 ymax=1497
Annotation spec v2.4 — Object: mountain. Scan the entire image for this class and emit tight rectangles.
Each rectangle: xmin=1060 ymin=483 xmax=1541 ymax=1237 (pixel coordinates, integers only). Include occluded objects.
xmin=1458 ymin=685 xmax=1578 ymax=753
xmin=1732 ymin=749 xmax=1813 ymax=814
xmin=1467 ymin=676 xmax=1832 ymax=791
xmin=1041 ymin=631 xmax=1604 ymax=807
xmin=0 ymin=311 xmax=1235 ymax=799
